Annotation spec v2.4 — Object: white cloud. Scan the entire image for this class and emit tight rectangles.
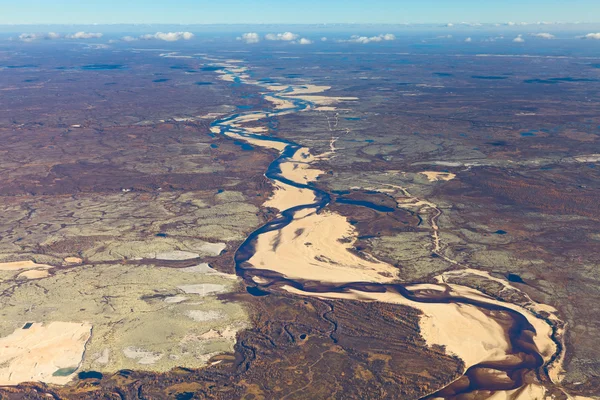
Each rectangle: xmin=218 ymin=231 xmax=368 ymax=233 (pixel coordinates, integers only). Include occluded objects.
xmin=339 ymin=33 xmax=396 ymax=44
xmin=265 ymin=32 xmax=299 ymax=41
xmin=531 ymin=33 xmax=555 ymax=39
xmin=18 ymin=32 xmax=62 ymax=42
xmin=140 ymin=32 xmax=194 ymax=41
xmin=66 ymin=32 xmax=103 ymax=39
xmin=321 ymin=37 xmax=328 ymax=42
xmin=121 ymin=36 xmax=138 ymax=42
xmin=446 ymin=23 xmax=454 ymax=27
xmin=513 ymin=34 xmax=525 ymax=43
xmin=298 ymin=38 xmax=313 ymax=45
xmin=238 ymin=32 xmax=260 ymax=44
xmin=465 ymin=37 xmax=472 ymax=43
xmin=583 ymin=33 xmax=600 ymax=40
xmin=506 ymin=22 xmax=516 ymax=26
xmin=18 ymin=33 xmax=42 ymax=42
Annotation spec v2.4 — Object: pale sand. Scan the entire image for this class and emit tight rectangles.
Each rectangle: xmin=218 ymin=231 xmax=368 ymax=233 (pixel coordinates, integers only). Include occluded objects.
xmin=123 ymin=347 xmax=163 ymax=365
xmin=178 ymin=284 xmax=227 ymax=296
xmin=284 ymin=286 xmax=509 ymax=370
xmin=199 ymin=112 xmax=227 ymax=119
xmin=218 ymin=73 xmax=236 ymax=82
xmin=263 ymin=95 xmax=295 ymax=110
xmin=435 ymin=270 xmax=558 ymax=366
xmin=574 ymin=154 xmax=600 ymax=163
xmin=280 ymin=85 xmax=331 ymax=95
xmin=315 ymin=106 xmax=338 ymax=111
xmin=0 ymin=322 xmax=91 ymax=385
xmin=199 ymin=242 xmax=226 ymax=256
xmin=275 ymin=146 xmax=325 ymax=185
xmin=263 ymin=182 xmax=317 ymax=212
xmin=154 ymin=250 xmax=199 ymax=261
xmin=17 ymin=269 xmax=50 ymax=280
xmin=420 ymin=171 xmax=457 ymax=182
xmin=287 ymin=95 xmax=359 ymax=106
xmin=247 ymin=210 xmax=398 ymax=284
xmin=225 ymin=132 xmax=288 ymax=152
xmin=243 ymin=126 xmax=268 ymax=133
xmin=431 ymin=281 xmax=556 ymax=365
xmin=64 ymin=257 xmax=83 ymax=264
xmin=279 ymin=162 xmax=323 ymax=185
xmin=0 ymin=260 xmax=52 ymax=271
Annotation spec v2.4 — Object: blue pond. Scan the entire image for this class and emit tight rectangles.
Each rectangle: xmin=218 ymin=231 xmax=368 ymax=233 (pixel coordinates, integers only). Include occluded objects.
xmin=472 ymin=76 xmax=508 ymax=80
xmin=81 ymin=64 xmax=124 ymax=71
xmin=234 ymin=141 xmax=253 ymax=151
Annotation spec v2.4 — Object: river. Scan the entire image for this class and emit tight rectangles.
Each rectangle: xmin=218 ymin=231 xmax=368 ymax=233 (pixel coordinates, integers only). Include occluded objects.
xmin=204 ymin=58 xmax=569 ymax=399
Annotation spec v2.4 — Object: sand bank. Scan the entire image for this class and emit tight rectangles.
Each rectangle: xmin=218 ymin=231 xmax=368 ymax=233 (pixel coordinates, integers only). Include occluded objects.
xmin=284 ymin=286 xmax=510 ymax=369
xmin=247 ymin=210 xmax=398 ymax=284
xmin=0 ymin=260 xmax=52 ymax=271
xmin=0 ymin=322 xmax=91 ymax=385
xmin=264 ymin=182 xmax=317 ymax=212
xmin=420 ymin=171 xmax=456 ymax=182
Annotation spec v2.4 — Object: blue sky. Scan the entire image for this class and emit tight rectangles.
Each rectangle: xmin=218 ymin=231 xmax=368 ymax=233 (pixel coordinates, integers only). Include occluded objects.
xmin=0 ymin=0 xmax=598 ymax=25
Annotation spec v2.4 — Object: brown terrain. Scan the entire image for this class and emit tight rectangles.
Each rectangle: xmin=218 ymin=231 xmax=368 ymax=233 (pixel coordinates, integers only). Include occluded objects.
xmin=0 ymin=39 xmax=598 ymax=400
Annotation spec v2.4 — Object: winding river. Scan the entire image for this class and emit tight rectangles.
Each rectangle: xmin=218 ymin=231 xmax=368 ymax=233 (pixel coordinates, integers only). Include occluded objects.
xmin=204 ymin=59 xmax=568 ymax=399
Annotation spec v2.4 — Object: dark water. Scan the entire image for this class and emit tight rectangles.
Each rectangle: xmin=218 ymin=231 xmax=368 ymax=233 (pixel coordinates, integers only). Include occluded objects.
xmin=336 ymin=198 xmax=396 ymax=213
xmin=201 ymin=66 xmax=226 ymax=72
xmin=78 ymin=371 xmax=103 ymax=380
xmin=153 ymin=78 xmax=170 ymax=83
xmin=524 ymin=79 xmax=560 ymax=84
xmin=507 ymin=273 xmax=525 ymax=284
xmin=81 ymin=64 xmax=124 ymax=70
xmin=494 ymin=230 xmax=507 ymax=235
xmin=155 ymin=233 xmax=168 ymax=238
xmin=5 ymin=64 xmax=38 ymax=69
xmin=487 ymin=140 xmax=508 ymax=146
xmin=472 ymin=75 xmax=508 ymax=80
xmin=233 ymin=140 xmax=254 ymax=151
xmin=53 ymin=367 xmax=78 ymax=377
xmin=247 ymin=286 xmax=270 ymax=296
xmin=22 ymin=322 xmax=33 ymax=329
xmin=434 ymin=72 xmax=453 ymax=77
xmin=521 ymin=131 xmax=537 ymax=137
xmin=210 ymin=144 xmax=219 ymax=149
xmin=195 ymin=81 xmax=213 ymax=85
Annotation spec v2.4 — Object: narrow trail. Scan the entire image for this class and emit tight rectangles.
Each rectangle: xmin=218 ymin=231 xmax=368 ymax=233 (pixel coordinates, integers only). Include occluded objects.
xmin=199 ymin=57 xmax=572 ymax=399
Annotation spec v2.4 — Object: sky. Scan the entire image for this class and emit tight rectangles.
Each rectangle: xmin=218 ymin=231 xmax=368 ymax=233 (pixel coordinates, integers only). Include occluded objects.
xmin=1 ymin=0 xmax=599 ymax=25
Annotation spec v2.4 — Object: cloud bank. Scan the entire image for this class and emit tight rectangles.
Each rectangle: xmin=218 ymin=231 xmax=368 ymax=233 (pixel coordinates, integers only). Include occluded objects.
xmin=238 ymin=32 xmax=260 ymax=44
xmin=531 ymin=33 xmax=555 ymax=39
xmin=139 ymin=32 xmax=194 ymax=41
xmin=583 ymin=33 xmax=600 ymax=40
xmin=265 ymin=32 xmax=299 ymax=41
xmin=66 ymin=32 xmax=103 ymax=39
xmin=339 ymin=33 xmax=396 ymax=44
xmin=513 ymin=34 xmax=525 ymax=43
